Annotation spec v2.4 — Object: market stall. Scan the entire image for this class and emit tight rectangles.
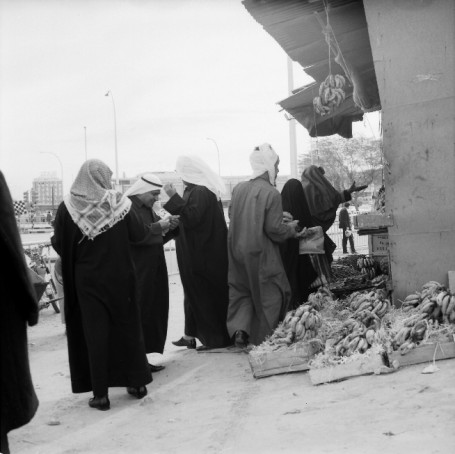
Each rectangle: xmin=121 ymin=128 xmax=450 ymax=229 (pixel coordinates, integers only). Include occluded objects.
xmin=248 ymin=281 xmax=455 ymax=383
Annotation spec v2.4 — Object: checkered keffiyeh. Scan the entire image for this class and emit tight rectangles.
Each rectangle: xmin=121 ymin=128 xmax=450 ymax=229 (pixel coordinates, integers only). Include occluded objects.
xmin=64 ymin=159 xmax=131 ymax=240
xmin=13 ymin=200 xmax=26 ymax=215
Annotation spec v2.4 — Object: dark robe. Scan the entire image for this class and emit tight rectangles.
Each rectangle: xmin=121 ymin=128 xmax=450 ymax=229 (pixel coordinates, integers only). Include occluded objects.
xmin=0 ymin=172 xmax=39 ymax=454
xmin=164 ymin=184 xmax=230 ymax=348
xmin=51 ymin=202 xmax=152 ymax=396
xmin=128 ymin=196 xmax=178 ymax=354
xmin=280 ymin=179 xmax=318 ymax=310
xmin=226 ymin=175 xmax=295 ymax=345
xmin=301 ymin=165 xmax=351 ymax=263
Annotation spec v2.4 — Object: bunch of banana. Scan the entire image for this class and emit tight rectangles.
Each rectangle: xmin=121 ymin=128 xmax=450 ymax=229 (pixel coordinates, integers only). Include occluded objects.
xmin=306 ymin=286 xmax=334 ymax=311
xmin=357 ymin=256 xmax=376 ymax=280
xmin=392 ymin=317 xmax=429 ymax=354
xmin=348 ymin=290 xmax=391 ymax=319
xmin=441 ymin=292 xmax=455 ymax=324
xmin=330 ymin=318 xmax=375 ymax=357
xmin=400 ymin=292 xmax=422 ymax=312
xmin=313 ymin=74 xmax=346 ymax=117
xmin=266 ymin=303 xmax=323 ymax=347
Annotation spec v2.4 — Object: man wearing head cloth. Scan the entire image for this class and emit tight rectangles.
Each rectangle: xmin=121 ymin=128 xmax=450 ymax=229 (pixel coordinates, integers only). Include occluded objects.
xmin=125 ymin=174 xmax=179 ymax=372
xmin=226 ymin=143 xmax=301 ymax=347
xmin=52 ymin=159 xmax=153 ymax=410
xmin=163 ymin=155 xmax=231 ymax=350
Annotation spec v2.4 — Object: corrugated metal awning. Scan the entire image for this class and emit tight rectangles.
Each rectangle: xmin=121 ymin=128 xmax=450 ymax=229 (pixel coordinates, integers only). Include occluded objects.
xmin=242 ymin=0 xmax=380 ymax=138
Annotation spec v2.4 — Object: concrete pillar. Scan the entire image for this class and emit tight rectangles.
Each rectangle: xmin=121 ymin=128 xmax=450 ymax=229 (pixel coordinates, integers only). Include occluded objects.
xmin=363 ymin=0 xmax=455 ymax=301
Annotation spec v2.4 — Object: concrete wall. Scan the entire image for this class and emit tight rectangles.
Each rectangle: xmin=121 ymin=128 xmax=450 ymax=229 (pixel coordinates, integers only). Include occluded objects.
xmin=363 ymin=0 xmax=455 ymax=301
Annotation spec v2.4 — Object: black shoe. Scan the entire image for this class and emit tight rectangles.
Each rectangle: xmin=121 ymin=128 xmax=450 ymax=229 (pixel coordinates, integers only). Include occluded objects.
xmin=126 ymin=386 xmax=148 ymax=399
xmin=234 ymin=330 xmax=249 ymax=348
xmin=89 ymin=395 xmax=110 ymax=411
xmin=149 ymin=363 xmax=165 ymax=373
xmin=172 ymin=337 xmax=196 ymax=349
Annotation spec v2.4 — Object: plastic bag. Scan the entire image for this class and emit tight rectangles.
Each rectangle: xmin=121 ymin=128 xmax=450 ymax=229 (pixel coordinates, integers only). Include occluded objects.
xmin=299 ymin=226 xmax=325 ymax=255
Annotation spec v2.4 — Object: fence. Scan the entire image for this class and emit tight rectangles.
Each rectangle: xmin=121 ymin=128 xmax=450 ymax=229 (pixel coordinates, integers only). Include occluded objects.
xmin=326 ymin=222 xmax=369 ymax=255
xmin=20 ymin=216 xmax=369 ymax=282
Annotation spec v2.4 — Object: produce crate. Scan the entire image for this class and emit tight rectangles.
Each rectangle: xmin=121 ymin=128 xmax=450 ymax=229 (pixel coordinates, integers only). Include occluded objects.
xmin=389 ymin=339 xmax=455 ymax=368
xmin=248 ymin=342 xmax=322 ymax=379
xmin=308 ymin=352 xmax=386 ymax=385
xmin=353 ymin=213 xmax=393 ymax=230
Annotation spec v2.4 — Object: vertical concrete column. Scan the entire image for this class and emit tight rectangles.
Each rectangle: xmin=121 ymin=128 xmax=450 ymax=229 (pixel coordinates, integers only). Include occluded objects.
xmin=363 ymin=0 xmax=455 ymax=301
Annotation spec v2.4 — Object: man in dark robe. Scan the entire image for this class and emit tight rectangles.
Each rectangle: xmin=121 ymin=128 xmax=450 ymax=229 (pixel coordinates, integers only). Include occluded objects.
xmin=227 ymin=144 xmax=300 ymax=347
xmin=280 ymin=178 xmax=318 ymax=310
xmin=339 ymin=202 xmax=357 ymax=254
xmin=125 ymin=173 xmax=180 ymax=372
xmin=52 ymin=159 xmax=152 ymax=411
xmin=1 ymin=172 xmax=39 ymax=454
xmin=163 ymin=155 xmax=231 ymax=350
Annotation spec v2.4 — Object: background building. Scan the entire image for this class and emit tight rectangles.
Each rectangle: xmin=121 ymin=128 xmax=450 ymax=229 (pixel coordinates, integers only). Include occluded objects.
xmin=31 ymin=172 xmax=63 ymax=216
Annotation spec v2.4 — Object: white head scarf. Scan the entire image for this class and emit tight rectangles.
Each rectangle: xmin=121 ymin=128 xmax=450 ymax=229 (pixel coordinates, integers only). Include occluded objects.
xmin=124 ymin=173 xmax=163 ymax=197
xmin=175 ymin=155 xmax=225 ymax=198
xmin=249 ymin=143 xmax=279 ymax=186
xmin=64 ymin=159 xmax=131 ymax=240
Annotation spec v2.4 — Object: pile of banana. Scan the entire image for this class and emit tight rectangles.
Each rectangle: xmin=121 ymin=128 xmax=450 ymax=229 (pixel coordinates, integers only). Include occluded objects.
xmin=357 ymin=256 xmax=376 ymax=280
xmin=265 ymin=303 xmax=323 ymax=348
xmin=393 ymin=281 xmax=455 ymax=354
xmin=400 ymin=280 xmax=455 ymax=324
xmin=313 ymin=74 xmax=346 ymax=117
xmin=348 ymin=289 xmax=391 ymax=320
xmin=329 ymin=318 xmax=378 ymax=357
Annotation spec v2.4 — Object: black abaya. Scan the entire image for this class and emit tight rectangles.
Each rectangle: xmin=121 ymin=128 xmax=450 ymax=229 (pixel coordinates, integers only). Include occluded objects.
xmin=164 ymin=184 xmax=230 ymax=348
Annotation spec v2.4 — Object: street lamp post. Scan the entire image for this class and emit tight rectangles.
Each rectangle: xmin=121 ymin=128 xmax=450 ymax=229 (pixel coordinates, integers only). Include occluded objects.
xmin=105 ymin=90 xmax=119 ymax=185
xmin=287 ymin=57 xmax=298 ymax=178
xmin=206 ymin=137 xmax=221 ymax=176
xmin=84 ymin=126 xmax=87 ymax=161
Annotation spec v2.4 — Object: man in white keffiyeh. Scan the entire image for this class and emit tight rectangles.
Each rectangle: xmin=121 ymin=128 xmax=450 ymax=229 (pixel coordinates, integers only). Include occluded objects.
xmin=174 ymin=155 xmax=226 ymax=199
xmin=249 ymin=143 xmax=280 ymax=186
xmin=226 ymin=143 xmax=300 ymax=348
xmin=162 ymin=155 xmax=231 ymax=350
xmin=64 ymin=159 xmax=131 ymax=240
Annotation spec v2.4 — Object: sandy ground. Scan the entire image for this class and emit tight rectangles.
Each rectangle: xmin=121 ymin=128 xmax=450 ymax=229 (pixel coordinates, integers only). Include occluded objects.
xmin=8 ymin=273 xmax=455 ymax=454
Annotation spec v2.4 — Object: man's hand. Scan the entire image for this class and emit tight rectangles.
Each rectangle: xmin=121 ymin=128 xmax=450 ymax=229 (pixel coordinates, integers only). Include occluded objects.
xmin=348 ymin=181 xmax=368 ymax=194
xmin=158 ymin=219 xmax=170 ymax=231
xmin=168 ymin=215 xmax=180 ymax=230
xmin=286 ymin=219 xmax=301 ymax=237
xmin=282 ymin=211 xmax=293 ymax=223
xmin=163 ymin=182 xmax=177 ymax=198
xmin=295 ymin=227 xmax=309 ymax=239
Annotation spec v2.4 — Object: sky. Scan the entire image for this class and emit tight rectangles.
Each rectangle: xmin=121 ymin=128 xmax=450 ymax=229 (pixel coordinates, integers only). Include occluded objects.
xmin=0 ymin=0 xmax=380 ymax=200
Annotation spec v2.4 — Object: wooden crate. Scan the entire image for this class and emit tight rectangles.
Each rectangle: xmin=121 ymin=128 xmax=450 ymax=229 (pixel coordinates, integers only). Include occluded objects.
xmin=389 ymin=340 xmax=455 ymax=368
xmin=353 ymin=214 xmax=393 ymax=229
xmin=308 ymin=352 xmax=386 ymax=385
xmin=248 ymin=343 xmax=321 ymax=379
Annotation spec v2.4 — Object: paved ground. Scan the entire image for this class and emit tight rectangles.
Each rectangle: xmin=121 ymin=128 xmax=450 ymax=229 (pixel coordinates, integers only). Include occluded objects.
xmin=8 ymin=272 xmax=455 ymax=454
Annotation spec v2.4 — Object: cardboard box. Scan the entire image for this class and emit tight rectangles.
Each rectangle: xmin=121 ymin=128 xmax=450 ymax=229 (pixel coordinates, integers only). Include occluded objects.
xmin=248 ymin=343 xmax=321 ymax=379
xmin=389 ymin=340 xmax=455 ymax=368
xmin=369 ymin=233 xmax=390 ymax=256
xmin=353 ymin=214 xmax=393 ymax=229
xmin=308 ymin=352 xmax=386 ymax=385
